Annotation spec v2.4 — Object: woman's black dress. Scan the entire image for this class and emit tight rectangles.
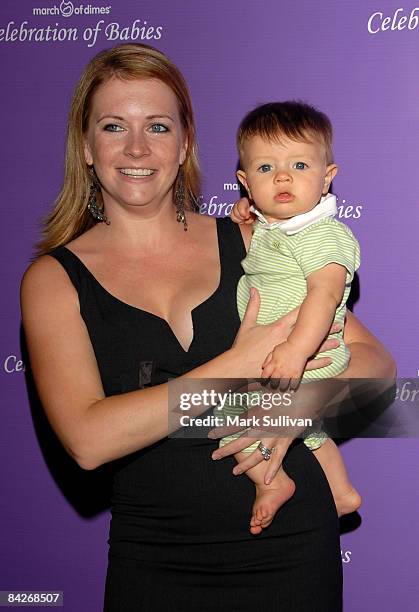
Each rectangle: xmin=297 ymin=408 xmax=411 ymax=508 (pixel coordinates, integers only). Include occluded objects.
xmin=50 ymin=217 xmax=342 ymax=611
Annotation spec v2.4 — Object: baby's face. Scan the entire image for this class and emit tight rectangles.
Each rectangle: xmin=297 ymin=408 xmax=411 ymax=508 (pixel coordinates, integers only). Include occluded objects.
xmin=237 ymin=134 xmax=337 ymax=223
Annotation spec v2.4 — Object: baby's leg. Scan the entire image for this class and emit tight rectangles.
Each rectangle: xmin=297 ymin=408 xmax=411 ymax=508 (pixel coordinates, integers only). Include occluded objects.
xmin=234 ymin=446 xmax=295 ymax=535
xmin=217 ymin=394 xmax=295 ymax=533
xmin=313 ymin=438 xmax=362 ymax=517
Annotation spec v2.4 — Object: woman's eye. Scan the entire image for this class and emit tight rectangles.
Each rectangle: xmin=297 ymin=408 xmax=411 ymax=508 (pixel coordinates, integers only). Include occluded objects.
xmin=150 ymin=124 xmax=168 ymax=133
xmin=258 ymin=164 xmax=272 ymax=173
xmin=103 ymin=124 xmax=124 ymax=132
xmin=293 ymin=161 xmax=308 ymax=170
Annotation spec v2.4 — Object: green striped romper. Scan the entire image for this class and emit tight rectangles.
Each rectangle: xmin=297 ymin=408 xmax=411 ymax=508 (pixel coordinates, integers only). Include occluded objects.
xmin=219 ymin=215 xmax=360 ymax=452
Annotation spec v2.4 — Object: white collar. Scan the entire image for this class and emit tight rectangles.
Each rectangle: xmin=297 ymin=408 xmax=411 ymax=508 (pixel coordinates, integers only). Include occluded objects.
xmin=251 ymin=193 xmax=337 ymax=235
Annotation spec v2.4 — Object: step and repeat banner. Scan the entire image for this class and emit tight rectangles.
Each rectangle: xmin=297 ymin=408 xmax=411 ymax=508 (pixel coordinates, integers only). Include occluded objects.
xmin=1 ymin=0 xmax=418 ymax=609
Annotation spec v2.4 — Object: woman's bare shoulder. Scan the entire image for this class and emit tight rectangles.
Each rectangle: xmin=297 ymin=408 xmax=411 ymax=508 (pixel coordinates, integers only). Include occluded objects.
xmin=57 ymin=224 xmax=100 ymax=257
xmin=188 ymin=210 xmax=216 ymax=228
xmin=191 ymin=211 xmax=251 ymax=250
xmin=20 ymin=253 xmax=78 ymax=312
xmin=22 ymin=253 xmax=68 ymax=285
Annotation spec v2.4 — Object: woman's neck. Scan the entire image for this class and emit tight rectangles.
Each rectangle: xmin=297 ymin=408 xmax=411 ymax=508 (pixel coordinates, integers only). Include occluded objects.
xmin=94 ymin=197 xmax=183 ymax=252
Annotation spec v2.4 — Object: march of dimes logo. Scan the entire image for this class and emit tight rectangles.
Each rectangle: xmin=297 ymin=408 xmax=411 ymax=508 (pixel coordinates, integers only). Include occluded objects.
xmin=0 ymin=1 xmax=163 ymax=47
xmin=32 ymin=1 xmax=111 ymax=18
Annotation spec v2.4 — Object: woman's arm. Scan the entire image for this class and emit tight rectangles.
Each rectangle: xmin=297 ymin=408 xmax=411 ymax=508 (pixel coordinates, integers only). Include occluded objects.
xmin=21 ymin=255 xmax=308 ymax=471
xmin=342 ymin=310 xmax=396 ymax=378
xmin=210 ymin=310 xmax=396 ymax=481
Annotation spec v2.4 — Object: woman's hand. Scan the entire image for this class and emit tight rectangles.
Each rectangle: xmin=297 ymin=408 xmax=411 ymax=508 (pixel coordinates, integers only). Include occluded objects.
xmin=210 ymin=376 xmax=349 ymax=482
xmin=211 ymin=428 xmax=294 ymax=485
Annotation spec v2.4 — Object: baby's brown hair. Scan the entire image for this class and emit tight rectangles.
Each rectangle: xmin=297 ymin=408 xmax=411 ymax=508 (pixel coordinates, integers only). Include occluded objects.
xmin=237 ymin=101 xmax=333 ymax=165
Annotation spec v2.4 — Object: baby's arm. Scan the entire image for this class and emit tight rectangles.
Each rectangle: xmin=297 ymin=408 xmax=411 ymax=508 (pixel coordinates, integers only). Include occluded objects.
xmin=262 ymin=263 xmax=347 ymax=388
xmin=230 ymin=198 xmax=256 ymax=224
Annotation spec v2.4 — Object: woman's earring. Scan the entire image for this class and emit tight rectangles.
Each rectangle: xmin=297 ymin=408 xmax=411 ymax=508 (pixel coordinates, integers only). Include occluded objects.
xmin=175 ymin=168 xmax=188 ymax=231
xmin=87 ymin=167 xmax=110 ymax=225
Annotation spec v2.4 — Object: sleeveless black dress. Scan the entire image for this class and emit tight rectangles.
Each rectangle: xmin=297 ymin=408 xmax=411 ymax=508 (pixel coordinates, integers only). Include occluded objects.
xmin=50 ymin=217 xmax=342 ymax=611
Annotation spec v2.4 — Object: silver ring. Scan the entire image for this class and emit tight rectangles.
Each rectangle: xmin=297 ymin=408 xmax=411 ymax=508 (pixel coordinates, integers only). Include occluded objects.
xmin=258 ymin=442 xmax=273 ymax=461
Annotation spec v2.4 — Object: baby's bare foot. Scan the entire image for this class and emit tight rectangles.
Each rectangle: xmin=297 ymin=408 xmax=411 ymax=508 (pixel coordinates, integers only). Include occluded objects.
xmin=335 ymin=487 xmax=362 ymax=517
xmin=250 ymin=469 xmax=296 ymax=535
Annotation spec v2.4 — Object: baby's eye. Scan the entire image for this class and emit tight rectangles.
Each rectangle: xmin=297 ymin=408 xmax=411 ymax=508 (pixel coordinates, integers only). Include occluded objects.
xmin=293 ymin=161 xmax=308 ymax=170
xmin=258 ymin=164 xmax=272 ymax=173
xmin=103 ymin=124 xmax=124 ymax=132
xmin=150 ymin=123 xmax=168 ymax=133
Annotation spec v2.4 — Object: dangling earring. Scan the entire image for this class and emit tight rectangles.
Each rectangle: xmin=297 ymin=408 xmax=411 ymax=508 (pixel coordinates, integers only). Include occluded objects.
xmin=175 ymin=167 xmax=188 ymax=231
xmin=87 ymin=167 xmax=110 ymax=225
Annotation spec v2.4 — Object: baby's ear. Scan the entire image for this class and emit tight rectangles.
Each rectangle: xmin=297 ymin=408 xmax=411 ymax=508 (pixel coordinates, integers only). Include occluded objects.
xmin=323 ymin=163 xmax=338 ymax=193
xmin=236 ymin=170 xmax=251 ymax=198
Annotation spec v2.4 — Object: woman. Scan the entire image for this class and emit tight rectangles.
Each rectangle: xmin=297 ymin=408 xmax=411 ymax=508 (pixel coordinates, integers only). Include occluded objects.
xmin=20 ymin=44 xmax=394 ymax=611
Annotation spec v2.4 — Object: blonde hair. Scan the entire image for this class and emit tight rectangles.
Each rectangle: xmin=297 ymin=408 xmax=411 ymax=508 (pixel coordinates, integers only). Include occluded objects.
xmin=35 ymin=43 xmax=200 ymax=257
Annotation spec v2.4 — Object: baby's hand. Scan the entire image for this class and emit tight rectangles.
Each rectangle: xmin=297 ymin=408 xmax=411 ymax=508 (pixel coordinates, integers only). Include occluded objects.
xmin=231 ymin=197 xmax=256 ymax=224
xmin=262 ymin=341 xmax=307 ymax=391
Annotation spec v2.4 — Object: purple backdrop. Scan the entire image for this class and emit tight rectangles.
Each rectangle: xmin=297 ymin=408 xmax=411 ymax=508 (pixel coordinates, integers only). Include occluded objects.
xmin=1 ymin=0 xmax=418 ymax=609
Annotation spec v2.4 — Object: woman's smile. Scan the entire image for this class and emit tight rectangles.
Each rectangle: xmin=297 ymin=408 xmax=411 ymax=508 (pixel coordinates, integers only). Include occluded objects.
xmin=118 ymin=168 xmax=156 ymax=177
xmin=84 ymin=77 xmax=187 ymax=214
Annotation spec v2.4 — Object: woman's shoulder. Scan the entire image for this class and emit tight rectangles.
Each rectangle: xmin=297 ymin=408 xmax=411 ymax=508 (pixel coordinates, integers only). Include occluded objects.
xmin=58 ymin=223 xmax=101 ymax=258
xmin=20 ymin=257 xmax=80 ymax=346
xmin=188 ymin=211 xmax=236 ymax=227
xmin=187 ymin=210 xmax=216 ymax=228
xmin=21 ymin=253 xmax=67 ymax=288
xmin=21 ymin=251 xmax=79 ymax=315
xmin=21 ymin=226 xmax=98 ymax=293
xmin=189 ymin=212 xmax=249 ymax=250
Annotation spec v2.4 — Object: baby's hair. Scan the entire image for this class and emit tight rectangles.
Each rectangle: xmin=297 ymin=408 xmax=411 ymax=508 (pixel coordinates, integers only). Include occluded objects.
xmin=237 ymin=100 xmax=333 ymax=165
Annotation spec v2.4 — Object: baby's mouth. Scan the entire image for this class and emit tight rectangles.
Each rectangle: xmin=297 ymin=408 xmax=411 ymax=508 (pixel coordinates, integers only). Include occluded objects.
xmin=275 ymin=192 xmax=294 ymax=202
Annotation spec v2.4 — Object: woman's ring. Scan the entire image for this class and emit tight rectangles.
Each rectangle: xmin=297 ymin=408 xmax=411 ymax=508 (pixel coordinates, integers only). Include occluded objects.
xmin=258 ymin=442 xmax=275 ymax=461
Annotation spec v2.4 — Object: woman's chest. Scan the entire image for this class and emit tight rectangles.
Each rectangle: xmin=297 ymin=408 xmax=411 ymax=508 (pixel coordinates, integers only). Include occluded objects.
xmin=90 ymin=245 xmax=220 ymax=324
xmin=81 ymin=266 xmax=239 ymax=395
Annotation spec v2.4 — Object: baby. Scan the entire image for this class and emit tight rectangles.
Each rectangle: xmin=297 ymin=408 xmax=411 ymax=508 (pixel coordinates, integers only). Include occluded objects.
xmin=218 ymin=101 xmax=362 ymax=534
